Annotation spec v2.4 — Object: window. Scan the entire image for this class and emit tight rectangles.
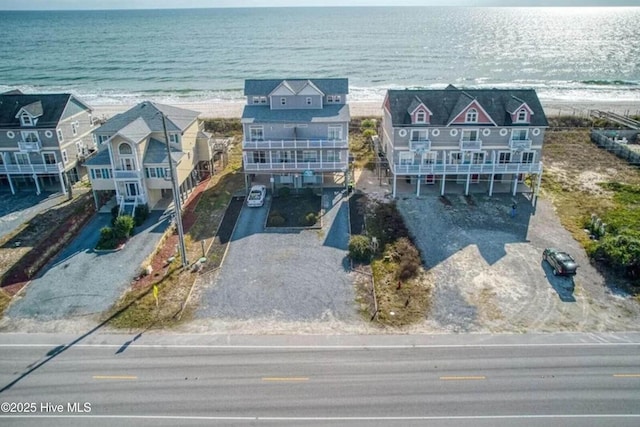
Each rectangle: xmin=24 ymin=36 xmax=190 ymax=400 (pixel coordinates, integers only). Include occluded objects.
xmin=326 ymin=150 xmax=340 ymax=162
xmin=399 ymin=152 xmax=414 ymax=165
xmin=252 ymin=151 xmax=266 ymax=163
xmin=411 ymin=129 xmax=428 ymax=141
xmin=511 ymin=129 xmax=528 ymax=141
xmin=98 ymin=134 xmax=110 ymax=144
xmin=75 ymin=142 xmax=83 ymax=155
xmin=57 ymin=128 xmax=64 ymax=142
xmin=517 ymin=109 xmax=528 ymax=122
xmin=146 ymin=167 xmax=157 ymax=178
xmin=249 ymin=126 xmax=264 ymax=141
xmin=71 ymin=121 xmax=79 ymax=136
xmin=20 ymin=112 xmax=33 ymax=126
xmin=450 ymin=152 xmax=463 ymax=164
xmin=462 ymin=130 xmax=479 ymax=141
xmin=15 ymin=153 xmax=30 ymax=165
xmin=327 ymin=95 xmax=334 ymax=103
xmin=21 ymin=131 xmax=39 ymax=142
xmin=422 ymin=152 xmax=437 ymax=164
xmin=275 ymin=151 xmax=292 ymax=163
xmin=498 ymin=152 xmax=511 ymax=164
xmin=260 ymin=96 xmax=267 ymax=104
xmin=328 ymin=126 xmax=342 ymax=141
xmin=522 ymin=151 xmax=535 ymax=164
xmin=471 ymin=152 xmax=485 ymax=164
xmin=306 ymin=97 xmax=312 ymax=105
xmin=252 ymin=96 xmax=260 ymax=104
xmin=0 ymin=154 xmax=4 ymax=165
xmin=327 ymin=95 xmax=341 ymax=103
xmin=280 ymin=97 xmax=286 ymax=105
xmin=416 ymin=111 xmax=426 ymax=123
xmin=61 ymin=149 xmax=68 ymax=164
xmin=302 ymin=150 xmax=318 ymax=162
xmin=169 ymin=133 xmax=180 ymax=144
xmin=465 ymin=109 xmax=478 ymax=123
xmin=118 ymin=143 xmax=133 ymax=155
xmin=334 ymin=95 xmax=341 ymax=103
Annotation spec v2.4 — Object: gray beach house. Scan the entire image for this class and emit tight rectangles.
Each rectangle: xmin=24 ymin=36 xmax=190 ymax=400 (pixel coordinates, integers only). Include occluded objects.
xmin=381 ymin=85 xmax=548 ymax=197
xmin=85 ymin=102 xmax=214 ymax=213
xmin=241 ymin=78 xmax=350 ymax=191
xmin=0 ymin=91 xmax=96 ymax=195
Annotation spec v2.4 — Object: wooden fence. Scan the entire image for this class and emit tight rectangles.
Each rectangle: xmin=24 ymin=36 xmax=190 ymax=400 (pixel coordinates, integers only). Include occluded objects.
xmin=590 ymin=130 xmax=640 ymax=166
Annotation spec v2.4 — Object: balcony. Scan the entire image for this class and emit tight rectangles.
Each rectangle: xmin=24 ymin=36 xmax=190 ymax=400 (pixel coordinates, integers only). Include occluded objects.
xmin=409 ymin=139 xmax=431 ymax=153
xmin=0 ymin=162 xmax=64 ymax=174
xmin=244 ymin=160 xmax=348 ymax=172
xmin=459 ymin=138 xmax=482 ymax=151
xmin=243 ymin=139 xmax=348 ymax=150
xmin=509 ymin=138 xmax=532 ymax=151
xmin=392 ymin=161 xmax=542 ymax=176
xmin=18 ymin=140 xmax=42 ymax=152
xmin=113 ymin=169 xmax=142 ymax=180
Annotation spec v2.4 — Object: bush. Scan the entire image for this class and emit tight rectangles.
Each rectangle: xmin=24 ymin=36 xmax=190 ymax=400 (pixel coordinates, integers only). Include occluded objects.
xmin=133 ymin=204 xmax=149 ymax=226
xmin=269 ymin=214 xmax=285 ymax=227
xmin=349 ymin=235 xmax=372 ymax=263
xmin=113 ymin=215 xmax=135 ymax=239
xmin=96 ymin=226 xmax=118 ymax=250
xmin=302 ymin=212 xmax=318 ymax=226
xmin=361 ymin=119 xmax=376 ymax=129
xmin=389 ymin=237 xmax=422 ymax=281
xmin=278 ymin=187 xmax=291 ymax=198
xmin=362 ymin=129 xmax=376 ymax=138
xmin=594 ymin=230 xmax=640 ymax=279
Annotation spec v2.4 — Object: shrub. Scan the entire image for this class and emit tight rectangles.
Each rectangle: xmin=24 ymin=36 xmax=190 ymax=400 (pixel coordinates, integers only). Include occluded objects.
xmin=302 ymin=212 xmax=318 ymax=226
xmin=362 ymin=129 xmax=376 ymax=138
xmin=361 ymin=119 xmax=376 ymax=129
xmin=594 ymin=230 xmax=640 ymax=279
xmin=96 ymin=226 xmax=118 ymax=250
xmin=269 ymin=214 xmax=285 ymax=227
xmin=390 ymin=237 xmax=422 ymax=281
xmin=133 ymin=204 xmax=150 ymax=226
xmin=113 ymin=215 xmax=135 ymax=240
xmin=349 ymin=235 xmax=372 ymax=263
xmin=278 ymin=187 xmax=291 ymax=198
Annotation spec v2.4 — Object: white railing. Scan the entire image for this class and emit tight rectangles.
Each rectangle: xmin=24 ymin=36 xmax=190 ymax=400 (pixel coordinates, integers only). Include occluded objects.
xmin=18 ymin=140 xmax=42 ymax=152
xmin=243 ymin=139 xmax=348 ymax=150
xmin=244 ymin=161 xmax=348 ymax=172
xmin=0 ymin=162 xmax=64 ymax=174
xmin=409 ymin=139 xmax=431 ymax=152
xmin=113 ymin=169 xmax=142 ymax=180
xmin=509 ymin=139 xmax=532 ymax=151
xmin=460 ymin=139 xmax=482 ymax=151
xmin=393 ymin=161 xmax=542 ymax=175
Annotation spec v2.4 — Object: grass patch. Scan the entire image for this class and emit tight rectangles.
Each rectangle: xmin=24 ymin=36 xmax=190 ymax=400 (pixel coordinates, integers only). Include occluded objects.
xmin=349 ymin=117 xmax=378 ymax=170
xmin=268 ymin=193 xmax=321 ymax=227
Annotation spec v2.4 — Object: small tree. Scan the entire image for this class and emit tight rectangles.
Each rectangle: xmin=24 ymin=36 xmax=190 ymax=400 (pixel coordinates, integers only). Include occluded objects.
xmin=113 ymin=215 xmax=135 ymax=240
xmin=349 ymin=235 xmax=372 ymax=263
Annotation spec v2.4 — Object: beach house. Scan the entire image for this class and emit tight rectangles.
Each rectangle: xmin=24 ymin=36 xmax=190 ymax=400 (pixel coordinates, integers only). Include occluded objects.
xmin=0 ymin=91 xmax=96 ymax=195
xmin=85 ymin=102 xmax=214 ymax=213
xmin=381 ymin=85 xmax=548 ymax=197
xmin=241 ymin=78 xmax=350 ymax=191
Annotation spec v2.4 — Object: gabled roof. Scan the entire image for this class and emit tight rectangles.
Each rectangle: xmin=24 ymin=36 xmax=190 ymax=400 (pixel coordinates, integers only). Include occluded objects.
xmin=447 ymin=96 xmax=497 ymax=126
xmin=143 ymin=138 xmax=185 ymax=164
xmin=505 ymin=96 xmax=534 ymax=114
xmin=407 ymin=97 xmax=432 ymax=116
xmin=244 ymin=78 xmax=349 ymax=96
xmin=0 ymin=93 xmax=81 ymax=129
xmin=96 ymin=102 xmax=199 ymax=134
xmin=241 ymin=104 xmax=350 ymax=123
xmin=113 ymin=117 xmax=152 ymax=144
xmin=384 ymin=87 xmax=548 ymax=127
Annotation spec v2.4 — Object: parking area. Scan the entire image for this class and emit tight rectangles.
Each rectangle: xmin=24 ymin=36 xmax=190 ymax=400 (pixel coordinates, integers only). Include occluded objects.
xmin=196 ymin=189 xmax=358 ymax=322
xmin=0 ymin=190 xmax=65 ymax=240
xmin=5 ymin=211 xmax=170 ymax=320
xmin=397 ymin=193 xmax=640 ymax=333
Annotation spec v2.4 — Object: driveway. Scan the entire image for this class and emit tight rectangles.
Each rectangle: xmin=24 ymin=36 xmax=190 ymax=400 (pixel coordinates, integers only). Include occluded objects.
xmin=6 ymin=210 xmax=170 ymax=320
xmin=397 ymin=193 xmax=640 ymax=333
xmin=197 ymin=189 xmax=357 ymax=322
xmin=0 ymin=191 xmax=65 ymax=240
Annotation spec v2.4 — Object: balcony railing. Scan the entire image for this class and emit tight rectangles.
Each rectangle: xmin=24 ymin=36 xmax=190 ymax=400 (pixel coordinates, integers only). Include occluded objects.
xmin=0 ymin=162 xmax=64 ymax=174
xmin=509 ymin=138 xmax=532 ymax=151
xmin=18 ymin=140 xmax=42 ymax=152
xmin=244 ymin=160 xmax=348 ymax=172
xmin=243 ymin=139 xmax=348 ymax=150
xmin=459 ymin=139 xmax=482 ymax=151
xmin=409 ymin=139 xmax=431 ymax=152
xmin=392 ymin=161 xmax=542 ymax=176
xmin=113 ymin=169 xmax=142 ymax=180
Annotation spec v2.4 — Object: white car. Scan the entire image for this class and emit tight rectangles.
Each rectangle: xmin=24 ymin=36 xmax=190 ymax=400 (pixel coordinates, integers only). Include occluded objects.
xmin=246 ymin=185 xmax=267 ymax=207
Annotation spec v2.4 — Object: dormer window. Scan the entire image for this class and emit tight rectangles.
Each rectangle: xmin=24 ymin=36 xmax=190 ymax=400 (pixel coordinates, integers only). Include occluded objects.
xmin=517 ymin=109 xmax=528 ymax=122
xmin=465 ymin=109 xmax=478 ymax=123
xmin=169 ymin=133 xmax=180 ymax=144
xmin=327 ymin=95 xmax=341 ymax=103
xmin=416 ymin=111 xmax=426 ymax=123
xmin=20 ymin=112 xmax=34 ymax=126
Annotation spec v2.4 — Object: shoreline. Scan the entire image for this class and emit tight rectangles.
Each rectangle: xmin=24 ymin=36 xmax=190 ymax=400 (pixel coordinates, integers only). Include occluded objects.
xmin=91 ymin=99 xmax=640 ymax=121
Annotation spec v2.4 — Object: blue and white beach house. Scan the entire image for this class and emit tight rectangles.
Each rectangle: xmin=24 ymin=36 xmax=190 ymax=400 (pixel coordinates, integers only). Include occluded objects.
xmin=381 ymin=85 xmax=548 ymax=197
xmin=241 ymin=78 xmax=350 ymax=191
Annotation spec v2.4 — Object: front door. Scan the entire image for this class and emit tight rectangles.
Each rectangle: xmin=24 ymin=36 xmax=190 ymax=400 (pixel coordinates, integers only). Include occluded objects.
xmin=126 ymin=182 xmax=139 ymax=197
xmin=121 ymin=157 xmax=135 ymax=170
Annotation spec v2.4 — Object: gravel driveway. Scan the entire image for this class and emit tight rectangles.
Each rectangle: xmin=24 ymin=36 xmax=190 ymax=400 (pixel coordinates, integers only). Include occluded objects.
xmin=6 ymin=211 xmax=170 ymax=320
xmin=397 ymin=193 xmax=640 ymax=333
xmin=196 ymin=189 xmax=357 ymax=322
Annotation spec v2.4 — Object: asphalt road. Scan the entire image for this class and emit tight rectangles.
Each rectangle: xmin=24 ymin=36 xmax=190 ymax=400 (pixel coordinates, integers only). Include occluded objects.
xmin=0 ymin=333 xmax=639 ymax=426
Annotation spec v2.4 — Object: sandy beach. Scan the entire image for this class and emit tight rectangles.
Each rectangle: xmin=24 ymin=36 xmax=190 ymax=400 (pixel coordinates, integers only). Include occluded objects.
xmin=91 ymin=99 xmax=640 ymax=122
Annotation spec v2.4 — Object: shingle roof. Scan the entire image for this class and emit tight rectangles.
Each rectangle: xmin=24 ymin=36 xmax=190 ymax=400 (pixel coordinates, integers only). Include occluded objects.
xmin=241 ymin=104 xmax=350 ymax=123
xmin=22 ymin=101 xmax=44 ymax=118
xmin=116 ymin=117 xmax=152 ymax=143
xmin=96 ymin=102 xmax=199 ymax=134
xmin=143 ymin=138 xmax=185 ymax=164
xmin=0 ymin=93 xmax=74 ymax=128
xmin=385 ymin=87 xmax=548 ymax=127
xmin=84 ymin=149 xmax=112 ymax=166
xmin=244 ymin=79 xmax=349 ymax=96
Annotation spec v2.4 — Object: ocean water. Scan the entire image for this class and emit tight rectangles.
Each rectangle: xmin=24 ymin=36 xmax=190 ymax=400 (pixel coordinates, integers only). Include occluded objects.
xmin=1 ymin=7 xmax=639 ymax=105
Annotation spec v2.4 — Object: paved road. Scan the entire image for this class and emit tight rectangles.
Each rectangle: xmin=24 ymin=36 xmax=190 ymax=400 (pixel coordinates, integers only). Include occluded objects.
xmin=6 ymin=210 xmax=170 ymax=320
xmin=0 ymin=333 xmax=639 ymax=426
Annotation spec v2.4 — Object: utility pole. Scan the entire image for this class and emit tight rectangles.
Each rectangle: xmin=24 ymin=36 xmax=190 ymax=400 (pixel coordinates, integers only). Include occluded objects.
xmin=160 ymin=112 xmax=188 ymax=268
